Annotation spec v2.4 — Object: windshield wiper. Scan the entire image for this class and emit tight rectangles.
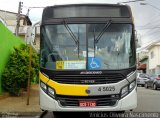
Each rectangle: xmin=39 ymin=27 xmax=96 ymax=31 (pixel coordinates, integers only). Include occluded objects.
xmin=93 ymin=24 xmax=96 ymax=57
xmin=63 ymin=20 xmax=79 ymax=45
xmin=95 ymin=20 xmax=112 ymax=43
xmin=104 ymin=62 xmax=111 ymax=69
xmin=63 ymin=19 xmax=80 ymax=58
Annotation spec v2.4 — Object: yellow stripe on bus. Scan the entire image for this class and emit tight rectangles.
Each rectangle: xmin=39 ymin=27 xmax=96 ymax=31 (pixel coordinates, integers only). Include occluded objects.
xmin=39 ymin=72 xmax=49 ymax=83
xmin=39 ymin=72 xmax=88 ymax=96
xmin=47 ymin=80 xmax=88 ymax=96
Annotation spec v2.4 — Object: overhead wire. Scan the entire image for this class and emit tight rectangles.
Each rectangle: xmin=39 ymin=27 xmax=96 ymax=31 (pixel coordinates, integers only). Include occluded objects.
xmin=136 ymin=0 xmax=160 ymax=37
xmin=142 ymin=30 xmax=160 ymax=37
xmin=137 ymin=27 xmax=160 ymax=38
xmin=140 ymin=32 xmax=160 ymax=47
xmin=136 ymin=13 xmax=160 ymax=28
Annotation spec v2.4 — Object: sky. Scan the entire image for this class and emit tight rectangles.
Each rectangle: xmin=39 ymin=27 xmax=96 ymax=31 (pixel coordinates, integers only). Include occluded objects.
xmin=0 ymin=0 xmax=160 ymax=51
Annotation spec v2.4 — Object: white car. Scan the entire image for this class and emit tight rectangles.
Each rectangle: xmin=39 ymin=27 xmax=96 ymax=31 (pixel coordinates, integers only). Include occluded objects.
xmin=137 ymin=73 xmax=149 ymax=87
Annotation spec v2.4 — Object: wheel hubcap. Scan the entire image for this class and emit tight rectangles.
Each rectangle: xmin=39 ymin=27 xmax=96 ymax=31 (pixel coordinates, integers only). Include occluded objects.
xmin=154 ymin=84 xmax=156 ymax=89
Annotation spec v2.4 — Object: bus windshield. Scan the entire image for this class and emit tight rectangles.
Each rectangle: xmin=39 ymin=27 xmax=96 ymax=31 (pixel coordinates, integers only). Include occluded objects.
xmin=40 ymin=23 xmax=135 ymax=70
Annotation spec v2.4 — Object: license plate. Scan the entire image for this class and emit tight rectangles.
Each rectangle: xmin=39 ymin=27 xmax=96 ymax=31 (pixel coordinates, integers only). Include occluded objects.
xmin=79 ymin=100 xmax=96 ymax=107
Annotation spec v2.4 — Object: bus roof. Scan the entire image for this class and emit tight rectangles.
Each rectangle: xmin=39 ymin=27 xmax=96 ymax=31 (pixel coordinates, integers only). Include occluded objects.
xmin=42 ymin=4 xmax=132 ymax=22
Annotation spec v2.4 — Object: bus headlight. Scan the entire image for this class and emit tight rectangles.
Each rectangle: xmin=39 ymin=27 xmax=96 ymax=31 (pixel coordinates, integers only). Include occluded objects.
xmin=40 ymin=82 xmax=47 ymax=91
xmin=129 ymin=81 xmax=136 ymax=91
xmin=121 ymin=86 xmax=129 ymax=98
xmin=48 ymin=87 xmax=55 ymax=98
xmin=121 ymin=80 xmax=136 ymax=98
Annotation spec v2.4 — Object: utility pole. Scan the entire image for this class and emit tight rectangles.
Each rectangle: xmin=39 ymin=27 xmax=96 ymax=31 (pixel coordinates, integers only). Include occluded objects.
xmin=16 ymin=1 xmax=23 ymax=36
xmin=27 ymin=45 xmax=32 ymax=105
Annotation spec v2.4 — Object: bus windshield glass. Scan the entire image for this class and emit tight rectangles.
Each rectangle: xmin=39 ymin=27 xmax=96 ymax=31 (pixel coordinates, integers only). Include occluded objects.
xmin=40 ymin=23 xmax=134 ymax=70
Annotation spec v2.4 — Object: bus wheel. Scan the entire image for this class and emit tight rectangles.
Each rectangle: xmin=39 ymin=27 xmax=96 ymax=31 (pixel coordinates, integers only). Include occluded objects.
xmin=53 ymin=112 xmax=60 ymax=117
xmin=39 ymin=110 xmax=48 ymax=118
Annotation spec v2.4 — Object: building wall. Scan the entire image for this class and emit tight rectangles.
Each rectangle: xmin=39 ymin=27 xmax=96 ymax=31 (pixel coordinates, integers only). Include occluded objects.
xmin=137 ymin=51 xmax=148 ymax=61
xmin=158 ymin=46 xmax=160 ymax=65
xmin=137 ymin=51 xmax=148 ymax=73
xmin=148 ymin=45 xmax=160 ymax=75
xmin=34 ymin=35 xmax=40 ymax=51
xmin=156 ymin=46 xmax=160 ymax=74
xmin=149 ymin=46 xmax=157 ymax=69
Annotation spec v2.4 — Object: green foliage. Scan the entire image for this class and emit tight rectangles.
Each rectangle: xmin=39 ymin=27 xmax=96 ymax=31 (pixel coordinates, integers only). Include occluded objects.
xmin=2 ymin=44 xmax=39 ymax=96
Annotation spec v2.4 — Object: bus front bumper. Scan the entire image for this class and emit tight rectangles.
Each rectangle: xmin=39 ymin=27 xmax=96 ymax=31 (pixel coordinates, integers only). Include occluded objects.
xmin=40 ymin=88 xmax=137 ymax=112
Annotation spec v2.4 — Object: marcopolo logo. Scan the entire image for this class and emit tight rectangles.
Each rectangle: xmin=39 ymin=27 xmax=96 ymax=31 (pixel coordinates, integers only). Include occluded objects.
xmin=85 ymin=89 xmax=91 ymax=94
xmin=80 ymin=71 xmax=102 ymax=75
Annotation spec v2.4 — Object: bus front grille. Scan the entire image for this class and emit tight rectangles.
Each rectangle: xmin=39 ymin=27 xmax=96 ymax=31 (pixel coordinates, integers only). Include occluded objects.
xmin=53 ymin=73 xmax=124 ymax=84
xmin=56 ymin=95 xmax=119 ymax=107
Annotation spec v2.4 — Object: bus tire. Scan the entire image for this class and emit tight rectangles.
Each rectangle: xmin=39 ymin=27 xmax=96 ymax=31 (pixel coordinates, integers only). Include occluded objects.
xmin=53 ymin=112 xmax=64 ymax=117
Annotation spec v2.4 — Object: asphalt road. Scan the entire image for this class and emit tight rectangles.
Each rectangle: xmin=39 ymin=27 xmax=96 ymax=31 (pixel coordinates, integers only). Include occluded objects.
xmin=134 ymin=86 xmax=160 ymax=112
xmin=40 ymin=87 xmax=160 ymax=118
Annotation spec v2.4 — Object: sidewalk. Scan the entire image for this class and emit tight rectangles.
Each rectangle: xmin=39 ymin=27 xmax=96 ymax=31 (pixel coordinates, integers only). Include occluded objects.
xmin=0 ymin=84 xmax=41 ymax=113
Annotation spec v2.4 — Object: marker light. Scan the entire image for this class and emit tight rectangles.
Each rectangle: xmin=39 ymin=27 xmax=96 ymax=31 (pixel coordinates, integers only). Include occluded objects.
xmin=40 ymin=82 xmax=47 ymax=91
xmin=129 ymin=81 xmax=136 ymax=91
xmin=121 ymin=86 xmax=129 ymax=98
xmin=48 ymin=87 xmax=55 ymax=98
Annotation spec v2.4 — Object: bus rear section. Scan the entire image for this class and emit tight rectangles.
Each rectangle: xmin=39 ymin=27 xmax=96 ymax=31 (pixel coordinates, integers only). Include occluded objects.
xmin=39 ymin=4 xmax=137 ymax=112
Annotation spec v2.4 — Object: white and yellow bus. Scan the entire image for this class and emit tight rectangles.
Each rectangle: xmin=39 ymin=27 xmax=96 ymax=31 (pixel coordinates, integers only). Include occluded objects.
xmin=39 ymin=4 xmax=137 ymax=113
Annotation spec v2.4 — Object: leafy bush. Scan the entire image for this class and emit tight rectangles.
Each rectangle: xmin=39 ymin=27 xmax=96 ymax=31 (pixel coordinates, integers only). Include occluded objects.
xmin=2 ymin=44 xmax=39 ymax=96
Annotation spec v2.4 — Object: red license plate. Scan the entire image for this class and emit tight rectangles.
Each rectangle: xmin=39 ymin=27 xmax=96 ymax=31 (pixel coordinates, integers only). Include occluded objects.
xmin=79 ymin=100 xmax=96 ymax=107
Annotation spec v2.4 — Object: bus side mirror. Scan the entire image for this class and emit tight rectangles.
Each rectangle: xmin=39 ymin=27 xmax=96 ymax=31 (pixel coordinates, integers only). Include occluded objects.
xmin=135 ymin=30 xmax=141 ymax=48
